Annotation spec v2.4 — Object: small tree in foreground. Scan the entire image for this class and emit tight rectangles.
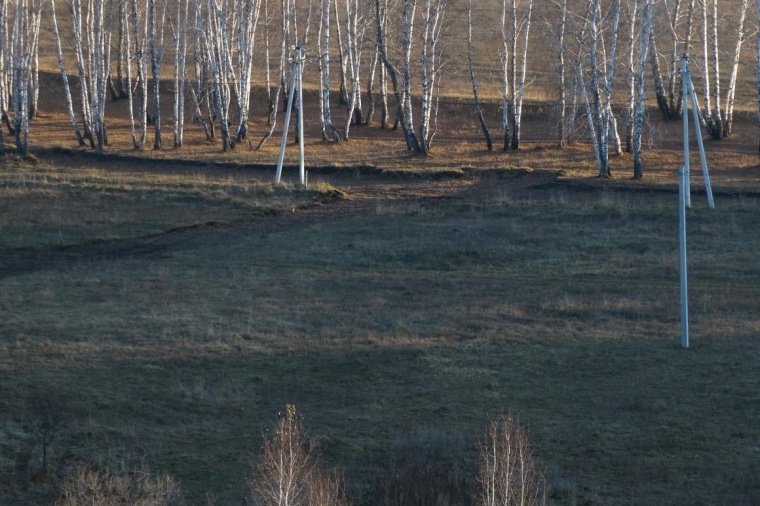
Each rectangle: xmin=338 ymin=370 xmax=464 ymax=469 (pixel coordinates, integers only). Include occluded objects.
xmin=476 ymin=413 xmax=548 ymax=506
xmin=249 ymin=404 xmax=349 ymax=506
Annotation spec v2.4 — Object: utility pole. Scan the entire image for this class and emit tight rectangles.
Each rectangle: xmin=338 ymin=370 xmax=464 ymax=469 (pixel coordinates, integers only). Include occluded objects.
xmin=678 ymin=54 xmax=715 ymax=349
xmin=275 ymin=46 xmax=307 ymax=187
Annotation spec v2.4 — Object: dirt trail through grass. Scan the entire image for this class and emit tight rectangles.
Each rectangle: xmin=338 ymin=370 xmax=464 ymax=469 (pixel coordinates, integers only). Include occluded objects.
xmin=0 ymin=161 xmax=563 ymax=278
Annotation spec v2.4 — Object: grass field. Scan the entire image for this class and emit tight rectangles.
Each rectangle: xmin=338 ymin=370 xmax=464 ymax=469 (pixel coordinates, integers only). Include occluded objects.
xmin=2 ymin=2 xmax=760 ymax=502
xmin=1 ymin=159 xmax=760 ymax=504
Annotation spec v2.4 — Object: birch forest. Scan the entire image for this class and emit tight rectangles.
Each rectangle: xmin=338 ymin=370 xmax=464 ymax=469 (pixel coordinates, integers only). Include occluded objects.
xmin=0 ymin=0 xmax=758 ymax=177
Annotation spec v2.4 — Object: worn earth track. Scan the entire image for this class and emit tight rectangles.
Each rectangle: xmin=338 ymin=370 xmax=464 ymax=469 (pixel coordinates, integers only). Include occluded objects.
xmin=1 ymin=162 xmax=688 ymax=279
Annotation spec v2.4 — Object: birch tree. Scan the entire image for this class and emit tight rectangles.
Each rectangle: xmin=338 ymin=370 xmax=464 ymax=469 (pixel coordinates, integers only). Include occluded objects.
xmin=342 ymin=0 xmax=368 ymax=140
xmin=189 ymin=0 xmax=214 ymax=142
xmin=722 ymin=0 xmax=748 ymax=137
xmin=374 ymin=0 xmax=410 ymax=142
xmin=256 ymin=0 xmax=292 ymax=149
xmin=468 ymin=0 xmax=491 ymax=150
xmin=130 ymin=0 xmax=150 ymax=148
xmin=623 ymin=0 xmax=637 ymax=153
xmin=172 ymin=0 xmax=190 ymax=148
xmin=0 ymin=0 xmax=7 ymax=152
xmin=231 ymin=0 xmax=263 ymax=147
xmin=554 ymin=0 xmax=568 ymax=148
xmin=8 ymin=0 xmax=45 ymax=155
xmin=334 ymin=0 xmax=349 ymax=105
xmin=50 ymin=0 xmax=86 ymax=147
xmin=375 ymin=0 xmax=391 ymax=129
xmin=578 ymin=0 xmax=621 ymax=177
xmin=148 ymin=0 xmax=162 ymax=149
xmin=27 ymin=0 xmax=41 ymax=120
xmin=114 ymin=0 xmax=130 ymax=99
xmin=700 ymin=0 xmax=748 ymax=139
xmin=204 ymin=0 xmax=232 ymax=151
xmin=87 ymin=0 xmax=116 ymax=151
xmin=416 ymin=0 xmax=446 ymax=154
xmin=400 ymin=0 xmax=420 ymax=151
xmin=633 ymin=0 xmax=653 ymax=179
xmin=757 ymin=0 xmax=760 ymax=155
xmin=0 ymin=0 xmax=4 ymax=154
xmin=648 ymin=0 xmax=692 ymax=121
xmin=68 ymin=0 xmax=95 ymax=147
xmin=499 ymin=0 xmax=533 ymax=150
xmin=10 ymin=0 xmax=28 ymax=155
xmin=317 ymin=0 xmax=341 ymax=141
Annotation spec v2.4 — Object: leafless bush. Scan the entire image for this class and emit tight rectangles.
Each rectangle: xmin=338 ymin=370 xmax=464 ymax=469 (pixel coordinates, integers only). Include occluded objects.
xmin=308 ymin=466 xmax=350 ymax=506
xmin=476 ymin=413 xmax=548 ymax=506
xmin=56 ymin=462 xmax=183 ymax=506
xmin=374 ymin=429 xmax=473 ymax=506
xmin=249 ymin=405 xmax=349 ymax=506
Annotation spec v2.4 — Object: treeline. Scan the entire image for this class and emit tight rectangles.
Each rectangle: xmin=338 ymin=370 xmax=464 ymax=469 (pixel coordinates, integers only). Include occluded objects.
xmin=0 ymin=0 xmax=756 ymax=179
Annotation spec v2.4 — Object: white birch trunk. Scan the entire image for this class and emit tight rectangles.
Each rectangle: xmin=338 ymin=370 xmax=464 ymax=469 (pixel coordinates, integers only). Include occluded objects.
xmin=343 ymin=0 xmax=366 ymax=140
xmin=71 ymin=0 xmax=95 ymax=146
xmin=333 ymin=0 xmax=348 ymax=105
xmin=634 ymin=0 xmax=653 ymax=179
xmin=557 ymin=0 xmax=567 ymax=148
xmin=206 ymin=0 xmax=231 ymax=151
xmin=366 ymin=44 xmax=378 ymax=125
xmin=757 ymin=0 xmax=760 ymax=156
xmin=149 ymin=0 xmax=162 ymax=149
xmin=624 ymin=1 xmax=638 ymax=153
xmin=28 ymin=1 xmax=41 ymax=120
xmin=418 ymin=0 xmax=444 ymax=153
xmin=723 ymin=0 xmax=748 ymax=137
xmin=499 ymin=0 xmax=511 ymax=150
xmin=172 ymin=0 xmax=182 ymax=147
xmin=468 ymin=0 xmax=491 ymax=150
xmin=11 ymin=0 xmax=27 ymax=154
xmin=710 ymin=0 xmax=722 ymax=138
xmin=0 ymin=0 xmax=5 ymax=152
xmin=666 ymin=0 xmax=684 ymax=117
xmin=51 ymin=0 xmax=86 ymax=146
xmin=132 ymin=0 xmax=150 ymax=147
xmin=256 ymin=0 xmax=290 ymax=149
xmin=579 ymin=64 xmax=602 ymax=172
xmin=511 ymin=0 xmax=532 ymax=149
xmin=602 ymin=0 xmax=621 ymax=158
xmin=700 ymin=0 xmax=712 ymax=127
xmin=124 ymin=0 xmax=138 ymax=148
xmin=400 ymin=0 xmax=420 ymax=151
xmin=233 ymin=0 xmax=262 ymax=147
xmin=320 ymin=0 xmax=340 ymax=141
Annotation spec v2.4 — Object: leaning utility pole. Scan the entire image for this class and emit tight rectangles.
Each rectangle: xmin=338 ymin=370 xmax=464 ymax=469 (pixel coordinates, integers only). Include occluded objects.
xmin=275 ymin=47 xmax=306 ymax=187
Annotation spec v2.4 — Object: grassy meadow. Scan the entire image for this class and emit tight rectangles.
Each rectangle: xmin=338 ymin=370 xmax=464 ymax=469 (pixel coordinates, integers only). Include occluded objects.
xmin=2 ymin=0 xmax=760 ymax=502
xmin=1 ymin=161 xmax=759 ymax=504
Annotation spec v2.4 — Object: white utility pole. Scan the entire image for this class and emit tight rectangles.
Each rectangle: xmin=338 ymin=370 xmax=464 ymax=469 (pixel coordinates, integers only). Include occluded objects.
xmin=678 ymin=54 xmax=716 ymax=349
xmin=275 ymin=46 xmax=307 ymax=186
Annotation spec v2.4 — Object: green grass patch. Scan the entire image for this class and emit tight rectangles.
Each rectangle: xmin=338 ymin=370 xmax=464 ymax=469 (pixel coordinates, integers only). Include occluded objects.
xmin=1 ymin=187 xmax=759 ymax=504
xmin=0 ymin=165 xmax=333 ymax=249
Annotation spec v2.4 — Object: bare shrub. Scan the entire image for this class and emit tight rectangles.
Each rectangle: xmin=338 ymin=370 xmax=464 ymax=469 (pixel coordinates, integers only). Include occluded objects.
xmin=308 ymin=467 xmax=350 ymax=506
xmin=24 ymin=389 xmax=73 ymax=476
xmin=56 ymin=462 xmax=183 ymax=506
xmin=476 ymin=414 xmax=548 ymax=506
xmin=374 ymin=429 xmax=473 ymax=506
xmin=249 ymin=405 xmax=349 ymax=506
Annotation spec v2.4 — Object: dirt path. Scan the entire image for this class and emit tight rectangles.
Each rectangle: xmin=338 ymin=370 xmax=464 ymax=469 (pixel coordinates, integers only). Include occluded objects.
xmin=3 ymin=161 xmax=713 ymax=279
xmin=0 ymin=167 xmax=566 ymax=278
